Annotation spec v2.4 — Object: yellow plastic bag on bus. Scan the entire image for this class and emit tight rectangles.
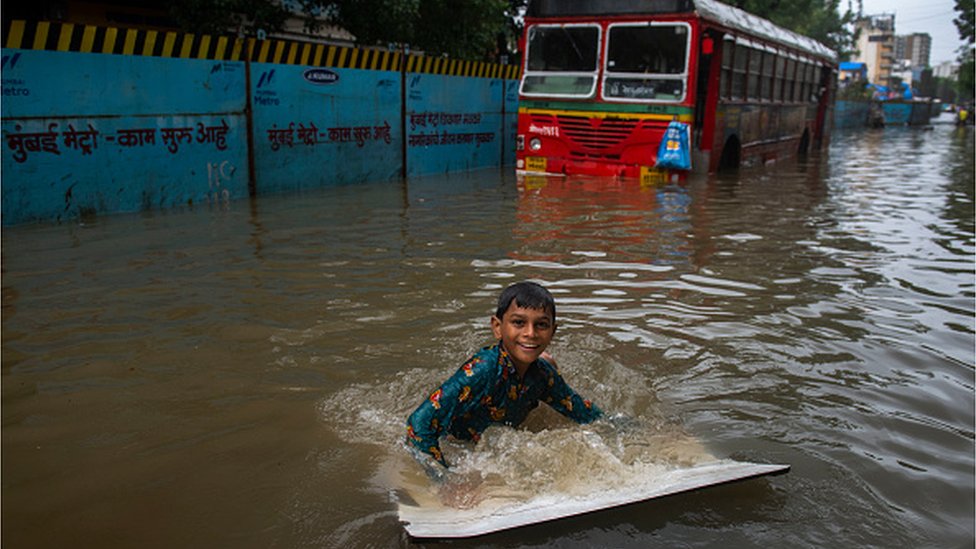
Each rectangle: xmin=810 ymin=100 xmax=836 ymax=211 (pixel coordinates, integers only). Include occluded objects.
xmin=654 ymin=121 xmax=691 ymax=171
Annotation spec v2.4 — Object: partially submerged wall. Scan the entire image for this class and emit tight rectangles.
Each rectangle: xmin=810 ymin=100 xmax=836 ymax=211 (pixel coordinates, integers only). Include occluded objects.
xmin=1 ymin=20 xmax=520 ymax=225
xmin=833 ymin=100 xmax=869 ymax=129
xmin=834 ymin=99 xmax=940 ymax=129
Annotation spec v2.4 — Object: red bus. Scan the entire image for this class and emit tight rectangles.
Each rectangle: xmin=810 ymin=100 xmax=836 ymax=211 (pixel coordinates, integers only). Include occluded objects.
xmin=515 ymin=0 xmax=837 ymax=183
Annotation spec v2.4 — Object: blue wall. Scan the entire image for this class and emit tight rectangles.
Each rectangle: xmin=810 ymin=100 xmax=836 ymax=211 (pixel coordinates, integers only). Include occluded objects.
xmin=833 ymin=100 xmax=869 ymax=129
xmin=834 ymin=99 xmax=939 ymax=129
xmin=406 ymin=73 xmax=505 ymax=176
xmin=1 ymin=21 xmax=520 ymax=225
xmin=2 ymin=50 xmax=249 ymax=223
xmin=882 ymin=102 xmax=913 ymax=126
xmin=251 ymin=62 xmax=404 ymax=194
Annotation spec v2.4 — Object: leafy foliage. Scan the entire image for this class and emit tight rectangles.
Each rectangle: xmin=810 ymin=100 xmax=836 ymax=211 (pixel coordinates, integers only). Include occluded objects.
xmin=319 ymin=0 xmax=859 ymax=59
xmin=169 ymin=0 xmax=290 ymax=37
xmin=837 ymin=82 xmax=872 ymax=100
xmin=164 ymin=0 xmax=860 ymax=63
xmin=732 ymin=0 xmax=861 ymax=58
xmin=304 ymin=0 xmax=514 ymax=60
xmin=954 ymin=0 xmax=975 ymax=99
xmin=954 ymin=0 xmax=975 ymax=45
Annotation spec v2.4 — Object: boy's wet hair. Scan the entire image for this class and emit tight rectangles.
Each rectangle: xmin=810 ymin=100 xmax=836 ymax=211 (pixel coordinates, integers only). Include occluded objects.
xmin=495 ymin=281 xmax=556 ymax=322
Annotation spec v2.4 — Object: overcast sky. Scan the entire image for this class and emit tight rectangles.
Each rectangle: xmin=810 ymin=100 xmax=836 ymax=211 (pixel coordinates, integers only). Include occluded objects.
xmin=859 ymin=0 xmax=964 ymax=65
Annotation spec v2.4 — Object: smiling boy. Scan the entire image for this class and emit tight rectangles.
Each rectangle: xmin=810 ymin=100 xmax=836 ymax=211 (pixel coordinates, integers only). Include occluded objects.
xmin=405 ymin=281 xmax=602 ymax=471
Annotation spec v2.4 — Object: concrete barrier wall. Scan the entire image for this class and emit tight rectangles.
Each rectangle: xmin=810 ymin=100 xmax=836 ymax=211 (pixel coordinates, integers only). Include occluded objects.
xmin=406 ymin=73 xmax=504 ymax=176
xmin=1 ymin=20 xmax=519 ymax=226
xmin=882 ymin=102 xmax=913 ymax=126
xmin=833 ymin=100 xmax=869 ymax=129
xmin=835 ymin=99 xmax=938 ymax=129
xmin=251 ymin=62 xmax=403 ymax=194
xmin=908 ymin=100 xmax=938 ymax=125
xmin=1 ymin=50 xmax=249 ymax=224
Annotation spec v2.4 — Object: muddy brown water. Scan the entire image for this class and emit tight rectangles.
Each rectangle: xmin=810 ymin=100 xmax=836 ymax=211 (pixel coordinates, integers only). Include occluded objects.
xmin=3 ymin=119 xmax=973 ymax=547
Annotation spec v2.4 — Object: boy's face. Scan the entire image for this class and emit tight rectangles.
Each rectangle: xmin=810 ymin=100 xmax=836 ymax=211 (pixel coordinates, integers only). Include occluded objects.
xmin=491 ymin=301 xmax=556 ymax=371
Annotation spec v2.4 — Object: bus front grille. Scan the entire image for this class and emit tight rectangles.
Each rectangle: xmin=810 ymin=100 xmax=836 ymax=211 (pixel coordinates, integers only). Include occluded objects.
xmin=556 ymin=115 xmax=638 ymax=150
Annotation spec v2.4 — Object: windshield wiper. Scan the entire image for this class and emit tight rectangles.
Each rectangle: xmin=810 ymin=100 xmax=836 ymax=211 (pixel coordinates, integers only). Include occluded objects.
xmin=561 ymin=27 xmax=586 ymax=66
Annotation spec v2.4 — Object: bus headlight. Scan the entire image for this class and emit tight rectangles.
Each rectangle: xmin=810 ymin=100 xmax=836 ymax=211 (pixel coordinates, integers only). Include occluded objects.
xmin=529 ymin=137 xmax=542 ymax=151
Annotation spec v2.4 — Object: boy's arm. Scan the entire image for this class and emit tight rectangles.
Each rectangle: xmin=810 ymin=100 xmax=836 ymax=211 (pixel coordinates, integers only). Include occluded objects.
xmin=405 ymin=388 xmax=452 ymax=469
xmin=405 ymin=357 xmax=491 ymax=469
xmin=539 ymin=358 xmax=603 ymax=423
xmin=405 ymin=442 xmax=449 ymax=481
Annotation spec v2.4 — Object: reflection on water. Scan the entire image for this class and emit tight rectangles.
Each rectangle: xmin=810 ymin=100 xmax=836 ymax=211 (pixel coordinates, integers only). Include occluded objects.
xmin=2 ymin=121 xmax=973 ymax=547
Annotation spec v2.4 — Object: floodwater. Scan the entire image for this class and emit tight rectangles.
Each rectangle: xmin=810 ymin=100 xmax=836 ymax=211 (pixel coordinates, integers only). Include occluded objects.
xmin=3 ymin=116 xmax=973 ymax=548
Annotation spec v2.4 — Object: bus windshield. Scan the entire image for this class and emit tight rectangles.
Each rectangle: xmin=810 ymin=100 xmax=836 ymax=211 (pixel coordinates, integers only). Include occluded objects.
xmin=521 ymin=24 xmax=601 ymax=98
xmin=603 ymin=23 xmax=690 ymax=102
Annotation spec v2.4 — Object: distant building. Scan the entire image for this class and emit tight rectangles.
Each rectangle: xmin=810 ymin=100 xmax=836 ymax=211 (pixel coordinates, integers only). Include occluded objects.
xmin=266 ymin=0 xmax=354 ymax=45
xmin=854 ymin=14 xmax=897 ymax=88
xmin=894 ymin=33 xmax=932 ymax=69
xmin=933 ymin=60 xmax=959 ymax=80
xmin=892 ymin=61 xmax=914 ymax=90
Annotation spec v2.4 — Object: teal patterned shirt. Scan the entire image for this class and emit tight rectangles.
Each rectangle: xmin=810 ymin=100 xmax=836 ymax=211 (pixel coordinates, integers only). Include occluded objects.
xmin=405 ymin=343 xmax=602 ymax=467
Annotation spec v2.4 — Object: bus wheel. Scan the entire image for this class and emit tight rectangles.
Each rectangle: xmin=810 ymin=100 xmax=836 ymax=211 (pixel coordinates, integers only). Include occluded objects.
xmin=798 ymin=130 xmax=810 ymax=155
xmin=718 ymin=136 xmax=740 ymax=171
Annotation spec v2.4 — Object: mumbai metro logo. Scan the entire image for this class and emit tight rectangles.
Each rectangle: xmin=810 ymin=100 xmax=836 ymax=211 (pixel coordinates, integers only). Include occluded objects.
xmin=1 ymin=52 xmax=22 ymax=70
xmin=256 ymin=69 xmax=275 ymax=88
xmin=528 ymin=124 xmax=559 ymax=137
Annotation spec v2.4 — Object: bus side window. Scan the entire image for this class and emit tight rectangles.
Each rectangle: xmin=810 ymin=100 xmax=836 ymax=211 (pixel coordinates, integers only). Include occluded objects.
xmin=774 ymin=55 xmax=785 ymax=102
xmin=732 ymin=42 xmax=747 ymax=99
xmin=721 ymin=38 xmax=735 ymax=99
xmin=746 ymin=47 xmax=761 ymax=99
xmin=804 ymin=63 xmax=817 ymax=103
xmin=812 ymin=63 xmax=819 ymax=102
xmin=785 ymin=58 xmax=796 ymax=103
xmin=797 ymin=62 xmax=805 ymax=103
xmin=761 ymin=50 xmax=774 ymax=100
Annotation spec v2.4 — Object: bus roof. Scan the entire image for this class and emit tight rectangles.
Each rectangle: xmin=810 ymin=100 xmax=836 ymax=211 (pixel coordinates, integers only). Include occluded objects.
xmin=526 ymin=0 xmax=837 ymax=62
xmin=695 ymin=0 xmax=836 ymax=61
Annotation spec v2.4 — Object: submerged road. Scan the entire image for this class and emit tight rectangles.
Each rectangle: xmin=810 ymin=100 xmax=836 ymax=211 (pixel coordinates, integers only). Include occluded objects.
xmin=2 ymin=117 xmax=973 ymax=547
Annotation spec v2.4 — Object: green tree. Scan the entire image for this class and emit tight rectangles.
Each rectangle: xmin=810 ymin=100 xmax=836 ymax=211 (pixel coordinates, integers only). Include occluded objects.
xmin=164 ymin=0 xmax=517 ymax=61
xmin=955 ymin=0 xmax=975 ymax=43
xmin=734 ymin=0 xmax=860 ymax=57
xmin=316 ymin=0 xmax=511 ymax=60
xmin=415 ymin=0 xmax=510 ymax=59
xmin=957 ymin=54 xmax=974 ymax=100
xmin=169 ymin=0 xmax=290 ymax=37
xmin=954 ymin=0 xmax=975 ymax=100
xmin=934 ymin=76 xmax=959 ymax=103
xmin=166 ymin=0 xmax=857 ymax=62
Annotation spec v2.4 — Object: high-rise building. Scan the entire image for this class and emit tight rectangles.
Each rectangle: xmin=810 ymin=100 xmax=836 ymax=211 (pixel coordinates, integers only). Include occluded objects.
xmin=855 ymin=14 xmax=897 ymax=87
xmin=933 ymin=60 xmax=959 ymax=79
xmin=895 ymin=33 xmax=932 ymax=68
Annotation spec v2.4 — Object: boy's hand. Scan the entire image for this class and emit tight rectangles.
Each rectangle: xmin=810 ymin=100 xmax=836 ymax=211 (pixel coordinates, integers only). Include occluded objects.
xmin=406 ymin=445 xmax=449 ymax=482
